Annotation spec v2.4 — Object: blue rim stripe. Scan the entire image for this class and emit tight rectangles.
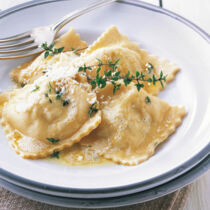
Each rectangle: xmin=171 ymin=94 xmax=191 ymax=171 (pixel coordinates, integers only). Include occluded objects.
xmin=0 ymin=155 xmax=209 ymax=208
xmin=0 ymin=0 xmax=209 ymax=196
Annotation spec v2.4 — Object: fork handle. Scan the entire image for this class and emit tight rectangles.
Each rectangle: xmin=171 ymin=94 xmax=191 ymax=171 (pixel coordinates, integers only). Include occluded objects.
xmin=52 ymin=0 xmax=116 ymax=33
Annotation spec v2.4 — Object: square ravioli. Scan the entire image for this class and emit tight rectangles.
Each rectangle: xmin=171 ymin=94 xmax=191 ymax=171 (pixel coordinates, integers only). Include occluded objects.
xmin=60 ymin=83 xmax=185 ymax=166
xmin=0 ymin=77 xmax=101 ymax=159
xmin=10 ymin=28 xmax=88 ymax=85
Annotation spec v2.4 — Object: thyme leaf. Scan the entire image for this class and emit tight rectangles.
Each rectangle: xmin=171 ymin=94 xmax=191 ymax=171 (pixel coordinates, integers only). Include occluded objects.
xmin=56 ymin=90 xmax=63 ymax=100
xmin=146 ymin=62 xmax=153 ymax=74
xmin=42 ymin=42 xmax=64 ymax=58
xmin=32 ymin=85 xmax=40 ymax=92
xmin=88 ymin=103 xmax=98 ymax=117
xmin=71 ymin=47 xmax=80 ymax=56
xmin=46 ymin=138 xmax=60 ymax=144
xmin=51 ymin=151 xmax=59 ymax=159
xmin=70 ymin=47 xmax=88 ymax=56
xmin=145 ymin=96 xmax=151 ymax=104
xmin=48 ymin=82 xmax=52 ymax=93
xmin=62 ymin=99 xmax=70 ymax=107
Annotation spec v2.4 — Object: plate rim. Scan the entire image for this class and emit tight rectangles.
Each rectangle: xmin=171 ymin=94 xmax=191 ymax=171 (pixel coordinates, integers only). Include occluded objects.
xmin=0 ymin=0 xmax=209 ymax=41
xmin=0 ymin=155 xmax=209 ymax=208
xmin=0 ymin=0 xmax=209 ymax=195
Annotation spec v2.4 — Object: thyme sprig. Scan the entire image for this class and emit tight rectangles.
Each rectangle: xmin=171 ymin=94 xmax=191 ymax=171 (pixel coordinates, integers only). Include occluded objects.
xmin=42 ymin=41 xmax=88 ymax=58
xmin=78 ymin=59 xmax=167 ymax=94
xmin=42 ymin=42 xmax=64 ymax=58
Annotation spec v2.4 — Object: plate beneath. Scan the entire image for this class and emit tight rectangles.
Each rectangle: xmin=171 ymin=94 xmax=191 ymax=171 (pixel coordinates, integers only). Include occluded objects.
xmin=0 ymin=0 xmax=209 ymax=195
xmin=0 ymin=155 xmax=209 ymax=208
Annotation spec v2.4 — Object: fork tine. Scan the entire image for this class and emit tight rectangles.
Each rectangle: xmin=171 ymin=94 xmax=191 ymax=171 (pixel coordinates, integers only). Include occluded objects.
xmin=0 ymin=32 xmax=30 ymax=43
xmin=0 ymin=39 xmax=34 ymax=49
xmin=0 ymin=45 xmax=38 ymax=54
xmin=0 ymin=48 xmax=44 ymax=60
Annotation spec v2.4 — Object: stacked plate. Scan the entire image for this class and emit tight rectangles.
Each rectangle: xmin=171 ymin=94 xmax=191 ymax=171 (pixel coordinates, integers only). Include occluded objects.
xmin=0 ymin=0 xmax=209 ymax=208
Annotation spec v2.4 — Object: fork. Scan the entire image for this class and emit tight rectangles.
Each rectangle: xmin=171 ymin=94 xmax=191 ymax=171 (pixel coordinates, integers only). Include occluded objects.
xmin=0 ymin=0 xmax=115 ymax=60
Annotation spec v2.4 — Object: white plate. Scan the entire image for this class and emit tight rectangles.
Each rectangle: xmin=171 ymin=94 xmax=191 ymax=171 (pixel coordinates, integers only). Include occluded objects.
xmin=0 ymin=0 xmax=209 ymax=196
xmin=0 ymin=155 xmax=209 ymax=208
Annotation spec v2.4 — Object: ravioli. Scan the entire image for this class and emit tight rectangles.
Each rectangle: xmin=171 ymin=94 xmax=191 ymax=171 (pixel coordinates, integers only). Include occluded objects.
xmin=0 ymin=77 xmax=101 ymax=159
xmin=77 ymin=47 xmax=144 ymax=80
xmin=0 ymin=26 xmax=186 ymax=166
xmin=101 ymin=84 xmax=185 ymax=165
xmin=10 ymin=28 xmax=88 ymax=85
xmin=139 ymin=50 xmax=179 ymax=95
xmin=63 ymin=82 xmax=185 ymax=166
xmin=81 ymin=26 xmax=179 ymax=95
